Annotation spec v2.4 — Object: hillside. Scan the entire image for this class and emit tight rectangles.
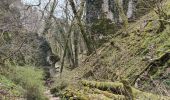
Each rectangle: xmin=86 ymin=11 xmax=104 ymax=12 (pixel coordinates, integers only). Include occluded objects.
xmin=51 ymin=1 xmax=170 ymax=99
xmin=1 ymin=0 xmax=170 ymax=100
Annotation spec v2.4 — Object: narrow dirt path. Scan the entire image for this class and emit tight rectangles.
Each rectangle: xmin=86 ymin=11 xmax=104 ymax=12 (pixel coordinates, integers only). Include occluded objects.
xmin=44 ymin=89 xmax=60 ymax=100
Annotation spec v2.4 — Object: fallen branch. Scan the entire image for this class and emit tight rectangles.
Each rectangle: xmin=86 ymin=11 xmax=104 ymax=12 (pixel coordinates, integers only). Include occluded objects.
xmin=81 ymin=80 xmax=170 ymax=100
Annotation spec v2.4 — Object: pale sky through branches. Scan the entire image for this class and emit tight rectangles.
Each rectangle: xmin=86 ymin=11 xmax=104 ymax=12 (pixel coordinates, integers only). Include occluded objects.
xmin=23 ymin=0 xmax=64 ymax=5
xmin=22 ymin=0 xmax=65 ymax=17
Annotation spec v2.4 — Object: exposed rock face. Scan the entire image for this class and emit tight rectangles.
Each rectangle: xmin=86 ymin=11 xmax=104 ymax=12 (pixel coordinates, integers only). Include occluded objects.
xmin=86 ymin=0 xmax=103 ymax=23
xmin=10 ymin=33 xmax=53 ymax=66
xmin=86 ymin=0 xmax=135 ymax=24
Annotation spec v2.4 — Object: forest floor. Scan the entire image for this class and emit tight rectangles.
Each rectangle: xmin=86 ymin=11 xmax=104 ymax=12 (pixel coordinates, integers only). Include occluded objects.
xmin=44 ymin=89 xmax=60 ymax=100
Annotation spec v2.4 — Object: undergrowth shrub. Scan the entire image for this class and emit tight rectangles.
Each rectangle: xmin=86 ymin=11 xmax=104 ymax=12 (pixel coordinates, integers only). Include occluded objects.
xmin=0 ymin=75 xmax=24 ymax=99
xmin=1 ymin=63 xmax=47 ymax=100
xmin=50 ymin=81 xmax=68 ymax=97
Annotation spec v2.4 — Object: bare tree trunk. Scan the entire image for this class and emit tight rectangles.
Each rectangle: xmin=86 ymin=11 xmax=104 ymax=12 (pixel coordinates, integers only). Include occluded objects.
xmin=67 ymin=38 xmax=75 ymax=68
xmin=68 ymin=0 xmax=94 ymax=55
xmin=60 ymin=20 xmax=75 ymax=74
xmin=73 ymin=29 xmax=79 ymax=68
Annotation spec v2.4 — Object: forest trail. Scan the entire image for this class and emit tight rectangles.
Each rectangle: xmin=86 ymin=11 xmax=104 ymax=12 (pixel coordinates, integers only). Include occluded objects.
xmin=44 ymin=89 xmax=60 ymax=100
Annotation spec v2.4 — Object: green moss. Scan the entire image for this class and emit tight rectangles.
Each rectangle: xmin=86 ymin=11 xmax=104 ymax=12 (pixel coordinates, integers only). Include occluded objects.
xmin=1 ymin=64 xmax=47 ymax=100
xmin=0 ymin=75 xmax=24 ymax=98
xmin=81 ymin=80 xmax=170 ymax=100
xmin=91 ymin=18 xmax=116 ymax=34
xmin=60 ymin=86 xmax=89 ymax=100
xmin=144 ymin=20 xmax=160 ymax=33
xmin=54 ymin=0 xmax=170 ymax=98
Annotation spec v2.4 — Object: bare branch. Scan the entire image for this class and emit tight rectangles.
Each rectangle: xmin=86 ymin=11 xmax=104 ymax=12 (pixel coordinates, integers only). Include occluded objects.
xmin=25 ymin=0 xmax=41 ymax=10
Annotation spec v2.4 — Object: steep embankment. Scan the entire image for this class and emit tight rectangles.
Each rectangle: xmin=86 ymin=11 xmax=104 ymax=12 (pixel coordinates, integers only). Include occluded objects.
xmin=52 ymin=1 xmax=170 ymax=99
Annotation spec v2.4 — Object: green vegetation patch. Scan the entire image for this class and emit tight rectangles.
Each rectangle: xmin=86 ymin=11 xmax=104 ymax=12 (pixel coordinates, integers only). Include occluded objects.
xmin=0 ymin=75 xmax=24 ymax=99
xmin=1 ymin=64 xmax=47 ymax=100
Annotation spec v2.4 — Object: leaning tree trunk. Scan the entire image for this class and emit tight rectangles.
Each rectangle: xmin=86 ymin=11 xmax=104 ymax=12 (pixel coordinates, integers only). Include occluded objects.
xmin=68 ymin=0 xmax=94 ymax=55
xmin=73 ymin=29 xmax=79 ymax=68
